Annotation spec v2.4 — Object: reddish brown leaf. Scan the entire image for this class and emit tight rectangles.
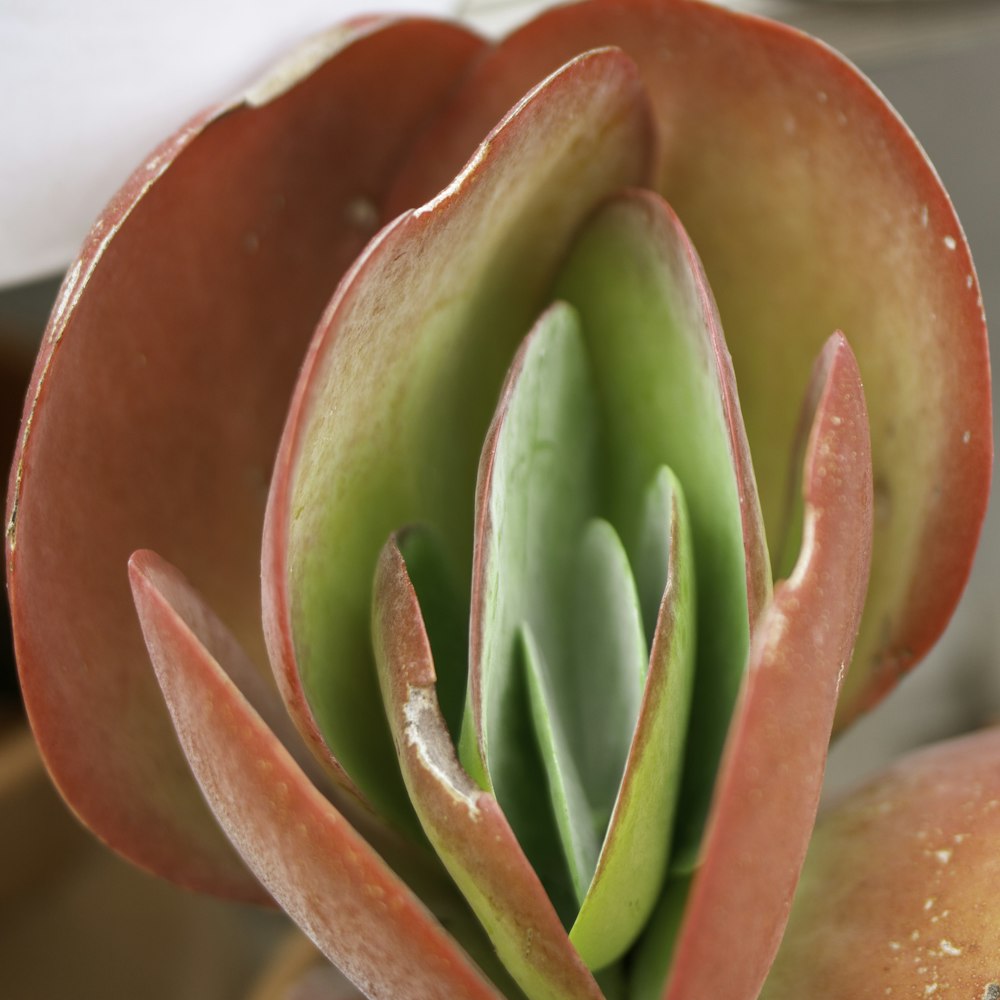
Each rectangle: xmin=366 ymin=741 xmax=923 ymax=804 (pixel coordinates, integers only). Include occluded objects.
xmin=659 ymin=333 xmax=873 ymax=1000
xmin=5 ymin=17 xmax=485 ymax=893
xmin=130 ymin=549 xmax=503 ymax=1000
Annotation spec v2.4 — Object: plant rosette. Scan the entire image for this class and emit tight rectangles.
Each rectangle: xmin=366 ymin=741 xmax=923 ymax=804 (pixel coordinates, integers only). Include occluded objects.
xmin=5 ymin=1 xmax=992 ymax=998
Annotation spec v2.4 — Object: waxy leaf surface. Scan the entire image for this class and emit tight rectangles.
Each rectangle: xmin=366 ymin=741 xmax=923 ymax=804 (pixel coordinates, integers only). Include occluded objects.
xmin=552 ymin=189 xmax=766 ymax=868
xmin=568 ymin=466 xmax=695 ymax=971
xmin=464 ymin=303 xmax=603 ymax=892
xmin=465 ymin=300 xmax=694 ymax=969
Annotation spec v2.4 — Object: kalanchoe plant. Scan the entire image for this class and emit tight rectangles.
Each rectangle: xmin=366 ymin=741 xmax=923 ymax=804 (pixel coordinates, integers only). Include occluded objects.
xmin=5 ymin=0 xmax=992 ymax=997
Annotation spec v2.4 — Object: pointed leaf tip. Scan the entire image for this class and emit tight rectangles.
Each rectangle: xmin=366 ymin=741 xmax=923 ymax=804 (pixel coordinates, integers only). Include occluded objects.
xmin=659 ymin=332 xmax=872 ymax=1000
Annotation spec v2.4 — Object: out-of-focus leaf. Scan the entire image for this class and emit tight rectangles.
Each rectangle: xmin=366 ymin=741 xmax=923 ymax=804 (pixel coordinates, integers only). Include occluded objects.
xmin=4 ymin=15 xmax=486 ymax=893
xmin=765 ymin=725 xmax=1000 ymax=998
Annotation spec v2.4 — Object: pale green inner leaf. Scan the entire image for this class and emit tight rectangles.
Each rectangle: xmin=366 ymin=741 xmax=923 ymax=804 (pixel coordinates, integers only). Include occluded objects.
xmin=522 ymin=623 xmax=601 ymax=905
xmin=553 ymin=199 xmax=751 ymax=870
xmin=523 ymin=504 xmax=650 ymax=907
xmin=460 ymin=302 xmax=600 ymax=915
xmin=569 ymin=466 xmax=696 ymax=971
xmin=467 ymin=300 xmax=700 ymax=971
xmin=570 ymin=519 xmax=647 ymax=820
xmin=635 ymin=466 xmax=676 ymax=644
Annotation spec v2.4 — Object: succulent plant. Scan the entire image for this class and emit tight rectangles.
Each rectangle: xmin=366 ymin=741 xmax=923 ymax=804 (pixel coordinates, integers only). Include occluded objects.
xmin=5 ymin=1 xmax=991 ymax=998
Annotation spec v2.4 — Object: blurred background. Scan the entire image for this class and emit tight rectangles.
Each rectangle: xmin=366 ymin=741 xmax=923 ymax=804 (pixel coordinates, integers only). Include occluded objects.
xmin=1 ymin=0 xmax=997 ymax=996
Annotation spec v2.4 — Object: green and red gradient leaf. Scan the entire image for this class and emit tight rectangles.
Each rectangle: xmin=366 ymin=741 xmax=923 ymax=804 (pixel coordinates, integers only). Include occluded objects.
xmin=764 ymin=726 xmax=1000 ymax=998
xmin=263 ymin=47 xmax=654 ymax=827
xmin=128 ymin=549 xmax=504 ymax=1000
xmin=389 ymin=0 xmax=991 ymax=727
xmin=373 ymin=535 xmax=605 ymax=1000
xmin=4 ymin=17 xmax=485 ymax=893
xmin=635 ymin=333 xmax=873 ymax=1000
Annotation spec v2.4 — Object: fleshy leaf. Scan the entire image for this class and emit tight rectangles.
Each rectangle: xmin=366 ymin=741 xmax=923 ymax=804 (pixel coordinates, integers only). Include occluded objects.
xmin=372 ymin=537 xmax=604 ymax=1000
xmin=569 ymin=466 xmax=696 ymax=971
xmin=634 ymin=466 xmax=676 ymax=644
xmin=464 ymin=301 xmax=602 ymax=890
xmin=552 ymin=189 xmax=767 ymax=868
xmin=568 ymin=520 xmax=647 ymax=820
xmin=763 ymin=726 xmax=1000 ymax=998
xmin=129 ymin=549 xmax=504 ymax=1000
xmin=4 ymin=15 xmax=486 ymax=892
xmin=264 ymin=47 xmax=653 ymax=826
xmin=522 ymin=624 xmax=601 ymax=912
xmin=524 ymin=516 xmax=648 ymax=912
xmin=388 ymin=0 xmax=991 ymax=727
xmin=644 ymin=333 xmax=873 ymax=1000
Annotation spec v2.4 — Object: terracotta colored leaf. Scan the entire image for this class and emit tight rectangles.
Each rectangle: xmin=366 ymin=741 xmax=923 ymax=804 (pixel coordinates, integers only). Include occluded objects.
xmin=388 ymin=0 xmax=990 ymax=727
xmin=4 ymin=16 xmax=486 ymax=893
xmin=263 ymin=47 xmax=654 ymax=828
xmin=637 ymin=332 xmax=872 ymax=1000
xmin=764 ymin=726 xmax=1000 ymax=999
xmin=129 ymin=549 xmax=503 ymax=1000
xmin=372 ymin=535 xmax=604 ymax=1000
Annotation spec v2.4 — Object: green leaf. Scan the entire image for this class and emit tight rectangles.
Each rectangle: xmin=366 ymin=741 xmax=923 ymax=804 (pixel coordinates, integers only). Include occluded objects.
xmin=397 ymin=525 xmax=468 ymax=743
xmin=523 ymin=516 xmax=648 ymax=909
xmin=522 ymin=624 xmax=600 ymax=908
xmin=553 ymin=190 xmax=764 ymax=868
xmin=463 ymin=300 xmax=599 ymax=909
xmin=570 ymin=519 xmax=648 ymax=814
xmin=569 ymin=467 xmax=696 ymax=970
xmin=634 ymin=466 xmax=676 ymax=644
